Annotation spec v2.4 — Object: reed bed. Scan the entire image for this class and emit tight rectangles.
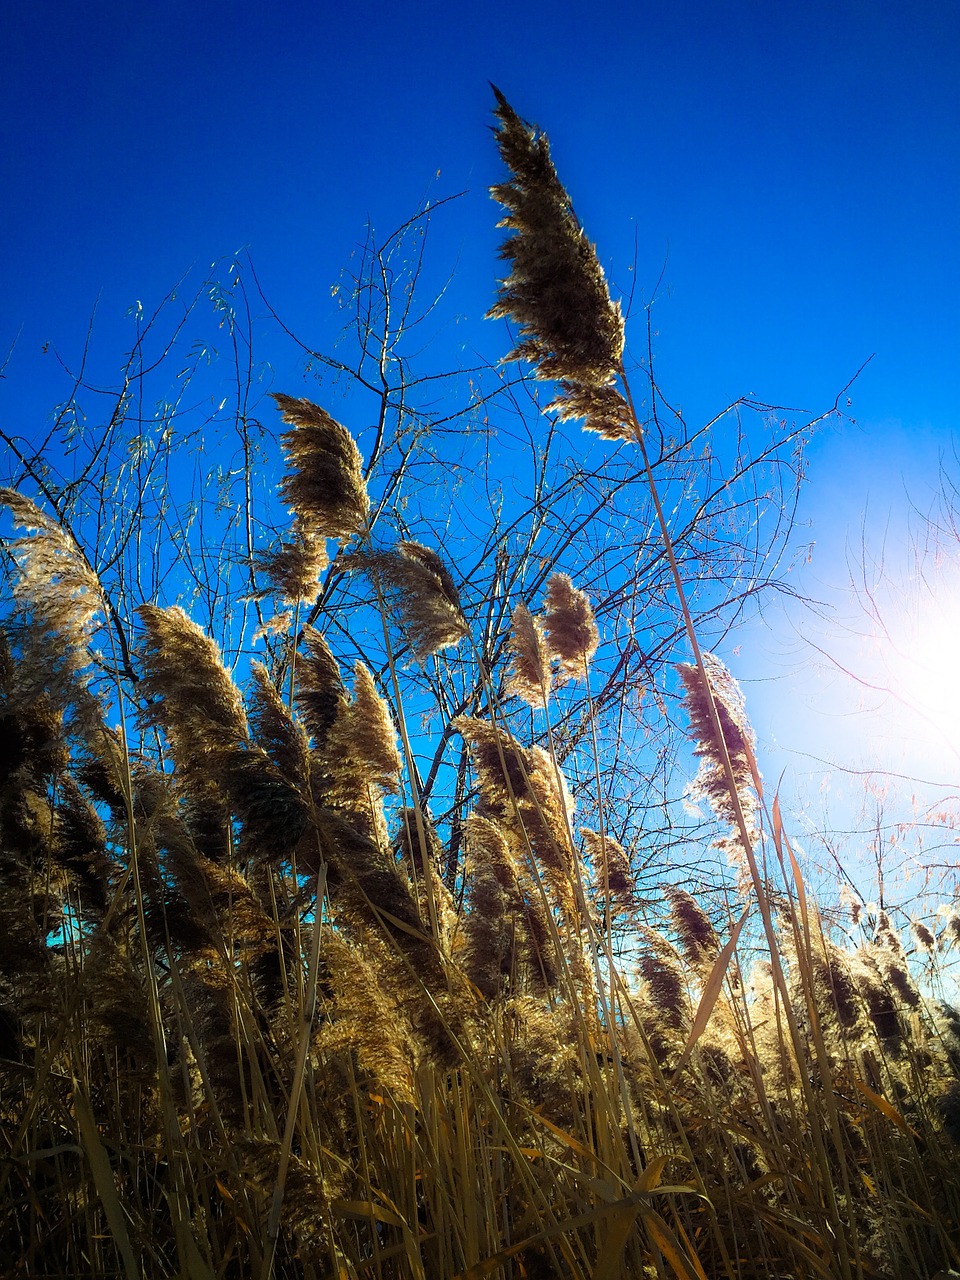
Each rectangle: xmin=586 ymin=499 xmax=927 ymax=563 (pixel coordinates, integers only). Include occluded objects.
xmin=1 ymin=92 xmax=959 ymax=1280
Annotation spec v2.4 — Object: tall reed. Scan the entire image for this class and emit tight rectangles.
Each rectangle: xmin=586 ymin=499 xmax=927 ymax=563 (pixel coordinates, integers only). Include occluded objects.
xmin=0 ymin=90 xmax=958 ymax=1280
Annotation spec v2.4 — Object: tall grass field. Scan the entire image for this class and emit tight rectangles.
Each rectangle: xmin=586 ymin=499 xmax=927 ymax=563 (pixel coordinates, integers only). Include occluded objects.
xmin=1 ymin=91 xmax=959 ymax=1280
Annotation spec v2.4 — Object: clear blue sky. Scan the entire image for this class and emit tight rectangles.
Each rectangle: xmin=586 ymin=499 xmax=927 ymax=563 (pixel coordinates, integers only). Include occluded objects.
xmin=3 ymin=0 xmax=960 ymax=887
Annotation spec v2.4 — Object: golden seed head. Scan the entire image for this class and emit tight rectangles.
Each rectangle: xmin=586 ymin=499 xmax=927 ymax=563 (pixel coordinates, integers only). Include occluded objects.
xmin=506 ymin=602 xmax=551 ymax=708
xmin=272 ymin=393 xmax=370 ymax=539
xmin=488 ymin=89 xmax=631 ymax=438
xmin=543 ymin=573 xmax=599 ymax=682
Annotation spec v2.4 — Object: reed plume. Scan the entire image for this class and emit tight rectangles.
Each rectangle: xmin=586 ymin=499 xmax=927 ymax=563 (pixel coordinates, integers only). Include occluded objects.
xmin=940 ymin=906 xmax=960 ymax=948
xmin=247 ymin=660 xmax=311 ymax=789
xmin=320 ymin=663 xmax=401 ymax=816
xmin=295 ymin=626 xmax=347 ymax=751
xmin=0 ymin=489 xmax=105 ymax=651
xmin=911 ymin=918 xmax=937 ymax=954
xmin=392 ymin=807 xmax=459 ymax=946
xmin=81 ymin=933 xmax=156 ymax=1068
xmin=506 ymin=601 xmax=551 ymax=708
xmin=543 ymin=572 xmax=599 ymax=682
xmin=850 ymin=950 xmax=903 ymax=1048
xmin=469 ymin=814 xmax=559 ymax=993
xmin=582 ymin=828 xmax=637 ymax=916
xmin=272 ymin=394 xmax=370 ymax=538
xmin=462 ymin=812 xmax=540 ymax=998
xmin=488 ymin=89 xmax=630 ymax=439
xmin=255 ymin=394 xmax=369 ymax=608
xmin=52 ymin=774 xmax=113 ymax=915
xmin=138 ymin=604 xmax=307 ymax=861
xmin=663 ymin=884 xmax=721 ymax=974
xmin=255 ymin=526 xmax=330 ymax=607
xmin=351 ymin=540 xmax=468 ymax=661
xmin=313 ymin=931 xmax=417 ymax=1104
xmin=637 ymin=929 xmax=690 ymax=1036
xmin=138 ymin=604 xmax=248 ymax=763
xmin=456 ymin=717 xmax=576 ymax=917
xmin=677 ymin=652 xmax=760 ymax=877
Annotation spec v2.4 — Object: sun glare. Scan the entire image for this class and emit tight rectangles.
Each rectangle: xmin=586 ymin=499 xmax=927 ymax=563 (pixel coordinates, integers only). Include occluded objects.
xmin=879 ymin=567 xmax=960 ymax=761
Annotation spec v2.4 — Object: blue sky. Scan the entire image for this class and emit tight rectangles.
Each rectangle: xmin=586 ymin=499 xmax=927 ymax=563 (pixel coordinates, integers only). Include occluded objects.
xmin=3 ymin=0 xmax=960 ymax=888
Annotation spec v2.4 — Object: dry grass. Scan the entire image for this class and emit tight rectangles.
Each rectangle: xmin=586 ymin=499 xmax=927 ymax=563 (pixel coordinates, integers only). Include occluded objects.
xmin=1 ymin=91 xmax=959 ymax=1280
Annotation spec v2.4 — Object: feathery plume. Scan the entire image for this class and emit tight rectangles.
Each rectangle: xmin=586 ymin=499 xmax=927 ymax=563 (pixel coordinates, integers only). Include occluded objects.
xmin=663 ymin=884 xmax=721 ymax=973
xmin=393 ymin=806 xmax=444 ymax=879
xmin=137 ymin=603 xmax=246 ymax=855
xmin=911 ymin=918 xmax=937 ymax=955
xmin=506 ymin=602 xmax=551 ymax=708
xmin=138 ymin=605 xmax=307 ymax=860
xmin=840 ymin=884 xmax=864 ymax=929
xmin=138 ymin=605 xmax=249 ymax=761
xmin=808 ymin=942 xmax=862 ymax=1033
xmin=325 ymin=663 xmax=402 ymax=796
xmin=941 ymin=908 xmax=960 ymax=947
xmin=875 ymin=947 xmax=921 ymax=1010
xmin=255 ymin=525 xmax=328 ymax=607
xmin=310 ymin=663 xmax=401 ymax=848
xmin=464 ymin=813 xmax=558 ymax=993
xmin=272 ymin=393 xmax=370 ymax=539
xmin=677 ymin=653 xmax=760 ymax=876
xmin=850 ymin=950 xmax=903 ymax=1048
xmin=52 ymin=775 xmax=113 ymax=914
xmin=488 ymin=89 xmax=630 ymax=439
xmin=501 ymin=995 xmax=583 ymax=1127
xmin=306 ymin=809 xmax=457 ymax=1059
xmin=392 ymin=807 xmax=459 ymax=946
xmin=637 ymin=929 xmax=690 ymax=1034
xmin=582 ymin=829 xmax=637 ymax=915
xmin=543 ymin=573 xmax=599 ymax=682
xmin=462 ymin=819 xmax=520 ymax=1000
xmin=81 ymin=934 xmax=157 ymax=1068
xmin=295 ymin=627 xmax=347 ymax=751
xmin=0 ymin=489 xmax=105 ymax=648
xmin=313 ymin=933 xmax=416 ymax=1104
xmin=351 ymin=540 xmax=468 ymax=661
xmin=873 ymin=908 xmax=905 ymax=955
xmin=247 ymin=660 xmax=311 ymax=788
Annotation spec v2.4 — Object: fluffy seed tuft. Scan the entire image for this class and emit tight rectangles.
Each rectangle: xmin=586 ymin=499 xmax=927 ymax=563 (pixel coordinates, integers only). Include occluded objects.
xmin=488 ymin=89 xmax=631 ymax=439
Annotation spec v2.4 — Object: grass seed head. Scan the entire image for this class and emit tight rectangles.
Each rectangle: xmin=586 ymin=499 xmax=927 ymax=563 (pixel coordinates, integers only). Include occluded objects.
xmin=0 ymin=488 xmax=106 ymax=650
xmin=677 ymin=652 xmax=760 ymax=877
xmin=488 ymin=89 xmax=631 ymax=438
xmin=352 ymin=540 xmax=468 ymax=661
xmin=664 ymin=884 xmax=721 ymax=972
xmin=506 ymin=601 xmax=551 ymax=708
xmin=295 ymin=627 xmax=347 ymax=751
xmin=582 ymin=828 xmax=637 ymax=914
xmin=911 ymin=918 xmax=937 ymax=954
xmin=272 ymin=393 xmax=370 ymax=539
xmin=543 ymin=573 xmax=599 ymax=682
xmin=255 ymin=522 xmax=329 ymax=606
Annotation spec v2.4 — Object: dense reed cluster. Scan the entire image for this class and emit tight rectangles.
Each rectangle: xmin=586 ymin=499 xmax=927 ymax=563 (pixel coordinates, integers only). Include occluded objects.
xmin=1 ymin=91 xmax=959 ymax=1280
